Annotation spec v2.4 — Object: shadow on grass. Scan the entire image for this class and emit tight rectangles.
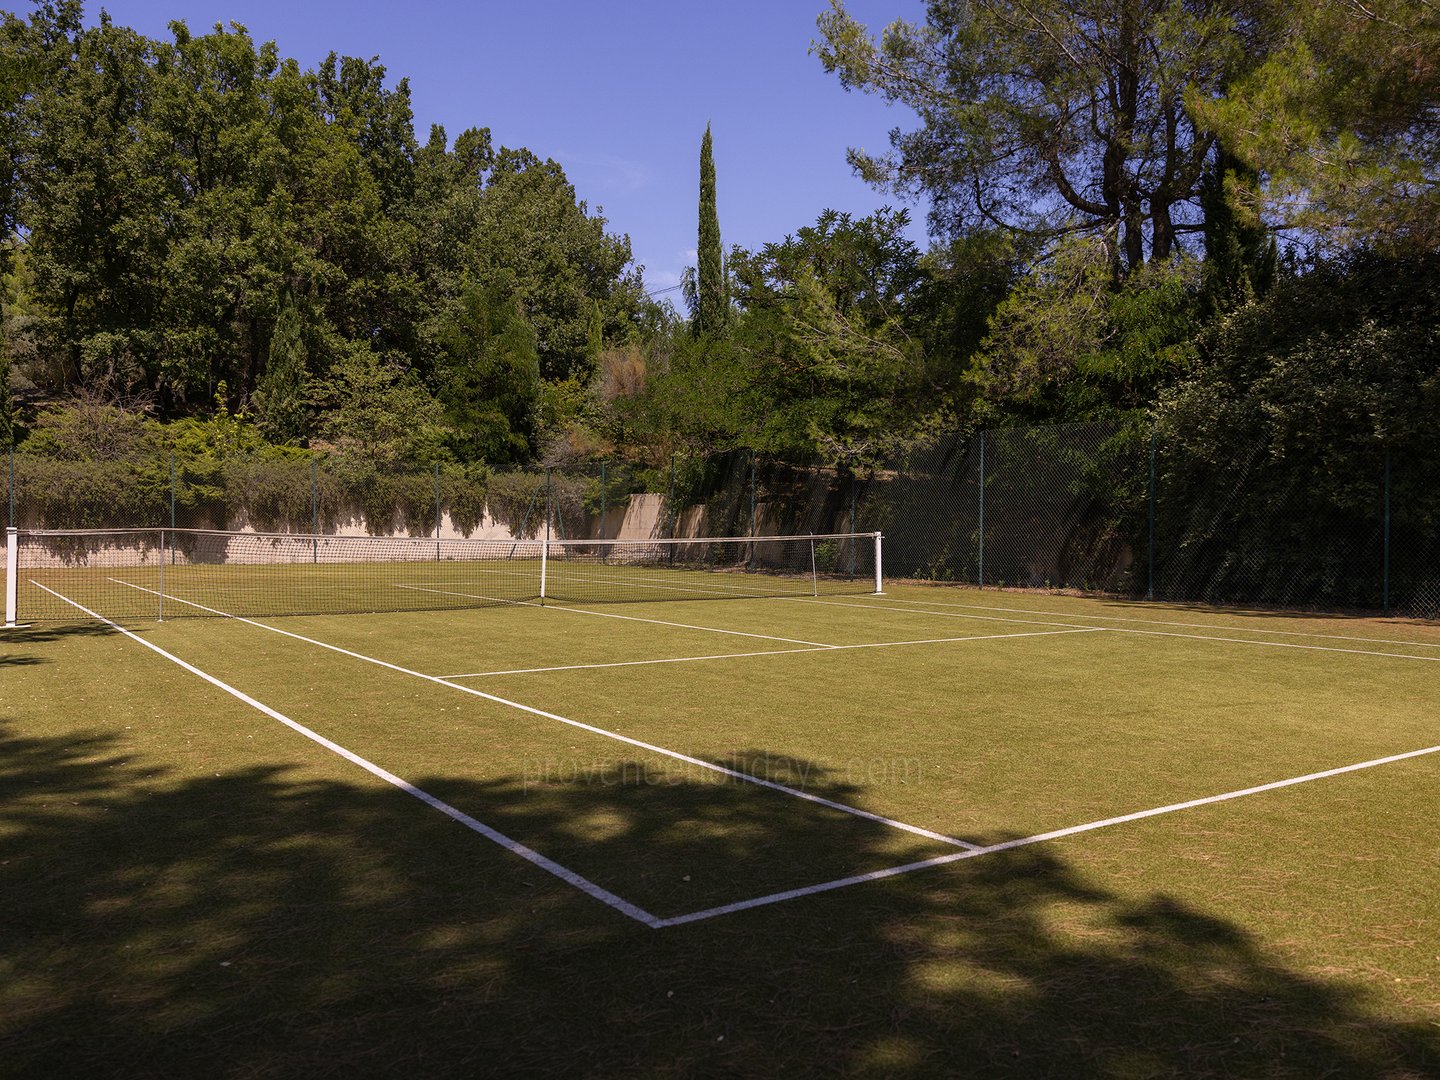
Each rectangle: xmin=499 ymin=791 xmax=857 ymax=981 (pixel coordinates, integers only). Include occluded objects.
xmin=1 ymin=623 xmax=121 ymax=665
xmin=2 ymin=720 xmax=1436 ymax=1079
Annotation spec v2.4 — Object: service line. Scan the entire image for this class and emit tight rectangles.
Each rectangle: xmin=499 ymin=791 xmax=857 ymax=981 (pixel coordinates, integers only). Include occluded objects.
xmin=440 ymin=627 xmax=1102 ymax=679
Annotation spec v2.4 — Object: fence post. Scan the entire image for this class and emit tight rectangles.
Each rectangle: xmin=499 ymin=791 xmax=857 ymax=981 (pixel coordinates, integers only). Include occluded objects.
xmin=540 ymin=468 xmax=551 ymax=603
xmin=1383 ymin=450 xmax=1391 ymax=616
xmin=668 ymin=452 xmax=677 ymax=539
xmin=977 ymin=431 xmax=986 ymax=588
xmin=1148 ymin=426 xmax=1156 ymax=602
xmin=434 ymin=462 xmax=442 ymax=560
xmin=849 ymin=474 xmax=858 ymax=576
xmin=7 ymin=445 xmax=13 ymax=529
xmin=749 ymin=450 xmax=756 ymax=538
xmin=310 ymin=458 xmax=318 ymax=564
xmin=600 ymin=460 xmax=607 ymax=539
xmin=168 ymin=453 xmax=177 ymax=564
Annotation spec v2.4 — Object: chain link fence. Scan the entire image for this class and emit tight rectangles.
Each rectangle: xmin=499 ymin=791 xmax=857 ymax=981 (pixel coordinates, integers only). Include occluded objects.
xmin=7 ymin=420 xmax=1438 ymax=619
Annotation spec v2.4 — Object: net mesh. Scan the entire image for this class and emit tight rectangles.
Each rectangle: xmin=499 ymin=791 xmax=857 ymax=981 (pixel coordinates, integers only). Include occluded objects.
xmin=14 ymin=529 xmax=879 ymax=621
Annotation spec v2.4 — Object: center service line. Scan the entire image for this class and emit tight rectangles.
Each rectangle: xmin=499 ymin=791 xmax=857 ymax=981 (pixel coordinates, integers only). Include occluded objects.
xmin=107 ymin=578 xmax=983 ymax=852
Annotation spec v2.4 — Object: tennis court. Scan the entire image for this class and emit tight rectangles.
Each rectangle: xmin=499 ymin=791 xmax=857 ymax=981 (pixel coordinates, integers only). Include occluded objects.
xmin=5 ymin=533 xmax=1440 ymax=1074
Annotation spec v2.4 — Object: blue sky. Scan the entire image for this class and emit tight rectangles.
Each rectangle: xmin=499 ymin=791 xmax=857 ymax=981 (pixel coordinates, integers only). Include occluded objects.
xmin=89 ymin=0 xmax=929 ymax=299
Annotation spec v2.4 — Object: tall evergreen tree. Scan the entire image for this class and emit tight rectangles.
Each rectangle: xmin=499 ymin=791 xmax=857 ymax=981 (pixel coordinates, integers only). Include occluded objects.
xmin=253 ymin=300 xmax=309 ymax=445
xmin=696 ymin=123 xmax=726 ymax=336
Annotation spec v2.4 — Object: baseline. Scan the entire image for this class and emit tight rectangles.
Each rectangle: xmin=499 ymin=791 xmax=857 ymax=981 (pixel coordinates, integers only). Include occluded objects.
xmin=394 ymin=583 xmax=837 ymax=648
xmin=31 ymin=582 xmax=663 ymax=929
xmin=105 ymin=578 xmax=982 ymax=852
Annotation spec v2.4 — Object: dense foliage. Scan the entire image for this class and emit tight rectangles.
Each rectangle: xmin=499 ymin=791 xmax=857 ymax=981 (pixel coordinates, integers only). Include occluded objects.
xmin=1 ymin=0 xmax=1437 ymax=526
xmin=0 ymin=1 xmax=644 ymax=471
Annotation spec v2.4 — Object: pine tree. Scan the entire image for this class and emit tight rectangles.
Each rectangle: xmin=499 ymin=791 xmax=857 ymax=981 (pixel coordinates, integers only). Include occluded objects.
xmin=696 ymin=123 xmax=726 ymax=336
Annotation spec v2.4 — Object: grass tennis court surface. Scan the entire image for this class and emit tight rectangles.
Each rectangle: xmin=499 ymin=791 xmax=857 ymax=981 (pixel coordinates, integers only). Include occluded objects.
xmin=4 ymin=584 xmax=1439 ymax=1076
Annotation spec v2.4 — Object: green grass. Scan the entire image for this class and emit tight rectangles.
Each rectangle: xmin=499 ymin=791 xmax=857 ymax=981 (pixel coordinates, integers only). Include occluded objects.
xmin=3 ymin=583 xmax=1439 ymax=1077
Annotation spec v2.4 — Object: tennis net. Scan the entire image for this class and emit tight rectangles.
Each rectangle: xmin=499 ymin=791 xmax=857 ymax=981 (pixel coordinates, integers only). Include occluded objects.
xmin=5 ymin=527 xmax=882 ymax=622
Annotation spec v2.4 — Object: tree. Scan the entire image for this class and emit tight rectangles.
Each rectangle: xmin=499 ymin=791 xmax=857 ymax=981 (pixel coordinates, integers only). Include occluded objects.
xmin=312 ymin=348 xmax=446 ymax=468
xmin=972 ymin=235 xmax=1200 ymax=418
xmin=725 ymin=208 xmax=936 ymax=462
xmin=814 ymin=0 xmax=1260 ymax=279
xmin=431 ymin=277 xmax=540 ymax=465
xmin=253 ymin=299 xmax=308 ymax=444
xmin=0 ymin=336 xmax=13 ymax=446
xmin=1198 ymin=147 xmax=1276 ymax=315
xmin=695 ymin=123 xmax=727 ymax=335
xmin=1192 ymin=0 xmax=1440 ymax=252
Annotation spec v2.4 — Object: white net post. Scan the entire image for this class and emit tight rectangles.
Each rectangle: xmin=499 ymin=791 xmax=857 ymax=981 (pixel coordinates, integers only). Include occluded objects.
xmin=809 ymin=537 xmax=818 ymax=597
xmin=4 ymin=526 xmax=17 ymax=627
xmin=873 ymin=532 xmax=884 ymax=595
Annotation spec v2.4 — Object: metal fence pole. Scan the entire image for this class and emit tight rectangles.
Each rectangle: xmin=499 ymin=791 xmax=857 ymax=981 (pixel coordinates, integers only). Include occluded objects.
xmin=749 ymin=450 xmax=756 ymax=538
xmin=434 ymin=462 xmax=442 ymax=560
xmin=849 ymin=476 xmax=858 ymax=576
xmin=1148 ymin=426 xmax=1156 ymax=602
xmin=977 ymin=431 xmax=986 ymax=589
xmin=540 ymin=468 xmax=551 ymax=603
xmin=310 ymin=458 xmax=318 ymax=564
xmin=1383 ymin=450 xmax=1391 ymax=616
xmin=169 ymin=453 xmax=177 ymax=564
xmin=7 ymin=445 xmax=13 ymax=529
xmin=668 ymin=452 xmax=677 ymax=540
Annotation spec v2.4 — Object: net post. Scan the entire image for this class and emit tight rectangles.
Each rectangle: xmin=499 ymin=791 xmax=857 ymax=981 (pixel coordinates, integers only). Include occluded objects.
xmin=157 ymin=529 xmax=165 ymax=622
xmin=873 ymin=531 xmax=884 ymax=595
xmin=809 ymin=536 xmax=818 ymax=597
xmin=4 ymin=525 xmax=17 ymax=627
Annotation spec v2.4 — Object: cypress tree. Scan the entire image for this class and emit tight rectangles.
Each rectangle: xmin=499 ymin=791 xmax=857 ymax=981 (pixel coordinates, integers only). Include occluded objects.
xmin=696 ymin=123 xmax=726 ymax=336
xmin=254 ymin=300 xmax=309 ymax=444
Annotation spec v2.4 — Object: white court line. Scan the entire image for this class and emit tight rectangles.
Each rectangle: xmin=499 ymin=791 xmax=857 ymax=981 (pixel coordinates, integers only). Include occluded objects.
xmin=789 ymin=597 xmax=1440 ymax=663
xmin=31 ymin=581 xmax=663 ymax=929
xmin=107 ymin=578 xmax=981 ymax=852
xmin=865 ymin=593 xmax=1440 ymax=650
xmin=393 ymin=583 xmax=837 ymax=648
xmin=657 ymin=739 xmax=1440 ymax=927
xmin=440 ymin=628 xmax=1102 ymax=679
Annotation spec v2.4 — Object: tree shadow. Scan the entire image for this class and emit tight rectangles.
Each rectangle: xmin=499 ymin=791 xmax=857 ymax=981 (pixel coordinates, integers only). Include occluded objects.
xmin=2 ymin=720 xmax=1436 ymax=1078
xmin=1 ymin=623 xmax=125 ymax=665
